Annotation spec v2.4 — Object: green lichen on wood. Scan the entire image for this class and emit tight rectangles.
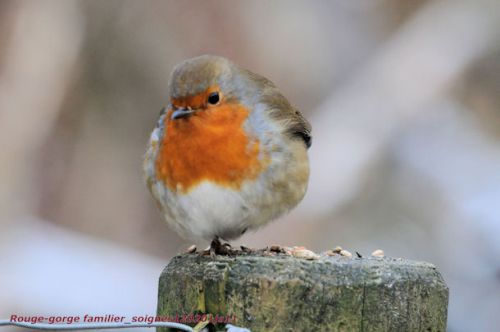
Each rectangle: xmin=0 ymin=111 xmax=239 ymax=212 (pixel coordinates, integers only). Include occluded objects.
xmin=157 ymin=253 xmax=448 ymax=331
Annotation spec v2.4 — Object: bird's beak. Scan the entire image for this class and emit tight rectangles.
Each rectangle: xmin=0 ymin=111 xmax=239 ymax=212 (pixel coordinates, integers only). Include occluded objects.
xmin=171 ymin=108 xmax=194 ymax=120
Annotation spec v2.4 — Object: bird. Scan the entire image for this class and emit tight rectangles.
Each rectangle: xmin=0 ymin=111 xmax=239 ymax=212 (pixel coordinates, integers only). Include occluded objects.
xmin=143 ymin=55 xmax=311 ymax=254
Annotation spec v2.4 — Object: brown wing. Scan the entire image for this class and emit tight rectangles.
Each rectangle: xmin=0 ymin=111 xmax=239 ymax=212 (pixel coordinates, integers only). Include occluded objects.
xmin=271 ymin=101 xmax=312 ymax=149
xmin=242 ymin=69 xmax=312 ymax=148
xmin=289 ymin=107 xmax=312 ymax=148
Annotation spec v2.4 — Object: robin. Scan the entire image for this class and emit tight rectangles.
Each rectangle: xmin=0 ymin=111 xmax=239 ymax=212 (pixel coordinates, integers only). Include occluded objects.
xmin=143 ymin=55 xmax=311 ymax=254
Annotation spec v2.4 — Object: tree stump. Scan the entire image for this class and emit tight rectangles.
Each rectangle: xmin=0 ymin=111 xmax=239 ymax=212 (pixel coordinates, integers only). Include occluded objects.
xmin=157 ymin=252 xmax=448 ymax=331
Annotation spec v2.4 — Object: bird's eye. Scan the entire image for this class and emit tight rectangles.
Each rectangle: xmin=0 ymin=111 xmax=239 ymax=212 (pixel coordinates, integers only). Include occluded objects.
xmin=207 ymin=92 xmax=220 ymax=105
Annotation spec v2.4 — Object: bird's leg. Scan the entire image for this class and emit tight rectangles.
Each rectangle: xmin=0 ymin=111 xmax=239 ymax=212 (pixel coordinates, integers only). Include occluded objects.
xmin=209 ymin=236 xmax=221 ymax=258
xmin=209 ymin=236 xmax=233 ymax=257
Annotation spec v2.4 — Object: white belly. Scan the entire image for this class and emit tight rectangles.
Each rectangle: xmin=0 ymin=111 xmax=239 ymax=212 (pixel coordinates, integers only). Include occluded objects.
xmin=152 ymin=180 xmax=254 ymax=241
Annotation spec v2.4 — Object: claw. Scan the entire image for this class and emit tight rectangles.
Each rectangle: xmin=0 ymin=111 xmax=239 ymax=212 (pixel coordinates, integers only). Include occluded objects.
xmin=207 ymin=236 xmax=233 ymax=256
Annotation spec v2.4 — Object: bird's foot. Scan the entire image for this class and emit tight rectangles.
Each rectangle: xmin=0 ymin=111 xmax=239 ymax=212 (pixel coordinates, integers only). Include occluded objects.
xmin=200 ymin=236 xmax=233 ymax=257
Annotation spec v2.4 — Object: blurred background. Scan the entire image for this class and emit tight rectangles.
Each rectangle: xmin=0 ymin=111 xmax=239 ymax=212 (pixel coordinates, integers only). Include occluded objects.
xmin=1 ymin=0 xmax=499 ymax=331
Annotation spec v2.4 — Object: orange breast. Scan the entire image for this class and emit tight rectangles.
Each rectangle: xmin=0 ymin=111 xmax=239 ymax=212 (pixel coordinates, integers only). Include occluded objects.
xmin=156 ymin=103 xmax=263 ymax=193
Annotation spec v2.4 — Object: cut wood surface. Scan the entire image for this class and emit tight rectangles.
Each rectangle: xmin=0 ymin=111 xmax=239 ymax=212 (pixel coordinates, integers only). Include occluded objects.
xmin=157 ymin=252 xmax=448 ymax=331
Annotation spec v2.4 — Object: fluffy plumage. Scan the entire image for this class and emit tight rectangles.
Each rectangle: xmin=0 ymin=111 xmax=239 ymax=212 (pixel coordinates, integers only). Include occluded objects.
xmin=144 ymin=55 xmax=311 ymax=241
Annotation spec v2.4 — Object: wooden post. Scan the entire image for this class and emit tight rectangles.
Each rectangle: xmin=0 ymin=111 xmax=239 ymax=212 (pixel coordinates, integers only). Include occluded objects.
xmin=157 ymin=252 xmax=448 ymax=331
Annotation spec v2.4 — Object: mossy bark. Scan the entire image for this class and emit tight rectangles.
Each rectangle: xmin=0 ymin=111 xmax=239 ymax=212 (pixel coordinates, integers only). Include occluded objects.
xmin=157 ymin=253 xmax=448 ymax=331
